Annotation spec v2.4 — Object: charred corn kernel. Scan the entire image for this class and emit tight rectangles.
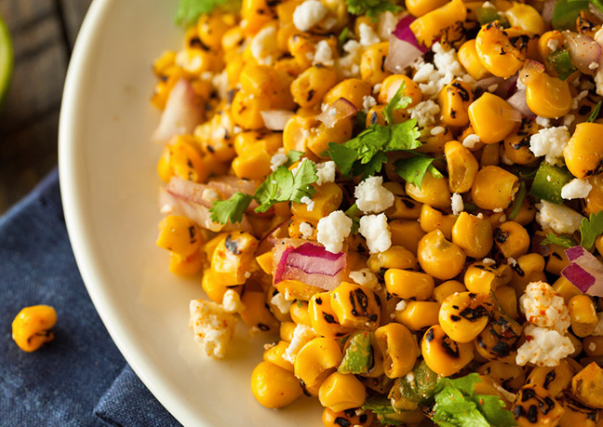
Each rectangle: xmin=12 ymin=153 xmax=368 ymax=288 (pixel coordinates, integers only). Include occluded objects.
xmin=564 ymin=122 xmax=603 ymax=178
xmin=360 ymin=42 xmax=390 ymax=86
xmin=434 ymin=280 xmax=466 ymax=304
xmin=475 ymin=21 xmax=525 ymax=78
xmin=280 ymin=321 xmax=296 ymax=342
xmin=439 ymin=292 xmax=494 ymax=343
xmin=526 ymin=72 xmax=572 ymax=119
xmin=389 ymin=220 xmax=425 ymax=255
xmin=558 ymin=396 xmax=599 ymax=427
xmin=241 ymin=0 xmax=276 ymax=35
xmin=264 ymin=340 xmax=294 ymax=372
xmin=291 ymin=182 xmax=343 ymax=222
xmin=240 ymin=64 xmax=295 ymax=110
xmin=422 ymin=325 xmax=474 ymax=377
xmin=365 ymin=105 xmax=387 ymax=127
xmin=444 ymin=140 xmax=479 ymax=193
xmin=472 ymin=166 xmax=519 ymax=210
xmin=419 ymin=204 xmax=456 ymax=240
xmin=277 ymin=279 xmax=323 ymax=301
xmin=324 ymin=78 xmax=372 ymax=111
xmin=572 ymin=362 xmax=603 ymax=409
xmin=438 ymin=81 xmax=473 ymax=127
xmin=289 ymin=300 xmax=311 ymax=327
xmin=468 ymin=93 xmax=518 ymax=143
xmin=283 ymin=113 xmax=320 ymax=153
xmin=505 ymin=3 xmax=545 ymax=35
xmin=375 ymin=323 xmax=417 ymax=378
xmin=195 ymin=111 xmax=238 ymax=162
xmin=330 ymin=283 xmax=381 ymax=330
xmin=493 ymin=285 xmax=519 ymax=319
xmin=452 ymin=212 xmax=493 ymax=259
xmin=308 ymin=292 xmax=352 ymax=339
xmin=158 ymin=135 xmax=209 ymax=183
xmin=553 ymin=276 xmax=582 ymax=305
xmin=176 ymin=48 xmax=224 ymax=75
xmin=306 ymin=118 xmax=354 ymax=158
xmin=458 ymin=39 xmax=490 ymax=80
xmin=478 ymin=361 xmax=527 ymax=391
xmin=568 ymin=295 xmax=598 ymax=337
xmin=169 ymin=251 xmax=203 ymax=275
xmin=291 ymin=66 xmax=339 ymax=108
xmin=405 ymin=171 xmax=451 ymax=210
xmin=583 ymin=336 xmax=603 ymax=357
xmin=503 ymin=119 xmax=538 ymax=165
xmin=251 ymin=361 xmax=303 ymax=408
xmin=367 ymin=246 xmax=417 ymax=272
xmin=322 ymin=407 xmax=373 ymax=427
xmin=527 ymin=360 xmax=576 ymax=398
xmin=585 ymin=174 xmax=603 ymax=216
xmin=395 ymin=300 xmax=440 ymax=330
xmin=12 ymin=305 xmax=57 ymax=352
xmin=494 ymin=221 xmax=530 ymax=259
xmin=465 ymin=261 xmax=513 ymax=294
xmin=415 ymin=128 xmax=453 ymax=156
xmin=377 ymin=75 xmax=422 ymax=108
xmin=231 ymin=90 xmax=271 ymax=130
xmin=475 ymin=311 xmax=522 ymax=363
xmin=384 ymin=195 xmax=423 ymax=220
xmin=473 ymin=375 xmax=513 ymax=406
xmin=241 ymin=291 xmax=280 ymax=333
xmin=512 ymin=384 xmax=565 ymax=426
xmin=410 ymin=0 xmax=466 ymax=48
xmin=405 ymin=0 xmax=448 ymax=17
xmin=418 ymin=230 xmax=466 ymax=281
xmin=157 ymin=215 xmax=202 ymax=257
xmin=385 ymin=269 xmax=434 ymax=300
xmin=318 ymin=372 xmax=366 ymax=412
xmin=255 ymin=251 xmax=273 ymax=275
xmin=197 ymin=13 xmax=232 ymax=51
xmin=222 ymin=26 xmax=245 ymax=52
xmin=295 ymin=337 xmax=343 ymax=393
xmin=546 ymin=243 xmax=570 ymax=276
xmin=211 ymin=232 xmax=258 ymax=284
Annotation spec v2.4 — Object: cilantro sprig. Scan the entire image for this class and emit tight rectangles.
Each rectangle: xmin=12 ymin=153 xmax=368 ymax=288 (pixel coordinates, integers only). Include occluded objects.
xmin=384 ymin=81 xmax=412 ymax=126
xmin=541 ymin=232 xmax=577 ymax=249
xmin=175 ymin=0 xmax=240 ymax=26
xmin=209 ymin=159 xmax=317 ymax=224
xmin=588 ymin=100 xmax=602 ymax=123
xmin=580 ymin=211 xmax=603 ymax=251
xmin=394 ymin=154 xmax=443 ymax=189
xmin=345 ymin=0 xmax=402 ymax=18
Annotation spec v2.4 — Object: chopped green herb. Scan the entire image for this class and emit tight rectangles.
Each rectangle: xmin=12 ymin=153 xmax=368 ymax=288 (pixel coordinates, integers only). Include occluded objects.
xmin=175 ymin=0 xmax=237 ymax=26
xmin=344 ymin=203 xmax=361 ymax=234
xmin=384 ymin=81 xmax=412 ymax=125
xmin=394 ymin=154 xmax=439 ymax=189
xmin=508 ymin=180 xmax=526 ymax=220
xmin=475 ymin=7 xmax=509 ymax=26
xmin=390 ymin=360 xmax=441 ymax=412
xmin=209 ymin=192 xmax=253 ymax=224
xmin=547 ymin=49 xmax=576 ymax=80
xmin=588 ymin=100 xmax=602 ymax=122
xmin=338 ymin=27 xmax=352 ymax=52
xmin=285 ymin=150 xmax=304 ymax=167
xmin=362 ymin=395 xmax=397 ymax=416
xmin=580 ymin=211 xmax=603 ymax=251
xmin=541 ymin=232 xmax=577 ymax=249
xmin=345 ymin=0 xmax=402 ymax=18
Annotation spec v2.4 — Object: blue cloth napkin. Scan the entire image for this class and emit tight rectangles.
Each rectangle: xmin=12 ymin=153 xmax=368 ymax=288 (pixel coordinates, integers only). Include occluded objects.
xmin=0 ymin=169 xmax=181 ymax=427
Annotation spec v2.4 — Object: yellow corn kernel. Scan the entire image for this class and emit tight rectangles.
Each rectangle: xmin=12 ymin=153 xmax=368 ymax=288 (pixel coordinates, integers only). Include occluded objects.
xmin=405 ymin=0 xmax=448 ymax=17
xmin=493 ymin=285 xmax=519 ymax=319
xmin=291 ymin=182 xmax=343 ymax=222
xmin=568 ymin=295 xmax=598 ymax=337
xmin=263 ymin=340 xmax=294 ymax=372
xmin=241 ymin=0 xmax=276 ymax=35
xmin=306 ymin=118 xmax=354 ymax=158
xmin=494 ymin=221 xmax=530 ymax=259
xmin=419 ymin=204 xmax=456 ymax=240
xmin=294 ymin=337 xmax=343 ymax=394
xmin=389 ymin=220 xmax=425 ymax=255
xmin=384 ymin=195 xmax=423 ymax=220
xmin=158 ymin=135 xmax=209 ymax=183
xmin=169 ymin=251 xmax=203 ymax=276
xmin=433 ymin=280 xmax=466 ymax=304
xmin=255 ymin=251 xmax=273 ymax=275
xmin=280 ymin=321 xmax=296 ymax=342
xmin=251 ymin=361 xmax=303 ymax=408
xmin=375 ymin=323 xmax=417 ymax=378
xmin=12 ymin=305 xmax=57 ymax=352
xmin=475 ymin=311 xmax=522 ymax=363
xmin=231 ymin=90 xmax=271 ymax=130
xmin=572 ymin=362 xmax=603 ymax=409
xmin=458 ymin=39 xmax=490 ymax=80
xmin=308 ymin=292 xmax=352 ymax=339
xmin=283 ymin=113 xmax=320 ymax=154
xmin=410 ymin=0 xmax=467 ymax=48
xmin=385 ymin=269 xmax=434 ymax=300
xmin=157 ymin=215 xmax=201 ymax=257
xmin=202 ymin=269 xmax=236 ymax=303
xmin=468 ymin=93 xmax=518 ymax=143
xmin=197 ymin=13 xmax=233 ymax=51
xmin=290 ymin=66 xmax=339 ymax=108
xmin=240 ymin=63 xmax=295 ymax=110
xmin=475 ymin=21 xmax=525 ymax=78
xmin=503 ymin=119 xmax=538 ymax=165
xmin=564 ymin=122 xmax=603 ymax=178
xmin=478 ymin=361 xmax=527 ymax=391
xmin=508 ymin=253 xmax=546 ymax=294
xmin=289 ymin=300 xmax=311 ymax=326
xmin=323 ymin=78 xmax=372 ymax=111
xmin=439 ymin=81 xmax=473 ymax=127
xmin=538 ymin=30 xmax=565 ymax=71
xmin=552 ymin=276 xmax=582 ymax=305
xmin=473 ymin=375 xmax=514 ymax=406
xmin=222 ymin=26 xmax=245 ymax=52
xmin=545 ymin=243 xmax=570 ymax=276
xmin=585 ymin=174 xmax=603 ymax=216
xmin=367 ymin=246 xmax=417 ymax=272
xmin=322 ymin=407 xmax=373 ymax=427
xmin=417 ymin=230 xmax=466 ymax=281
xmin=195 ymin=110 xmax=239 ymax=162
xmin=232 ymin=149 xmax=273 ymax=180
xmin=526 ymin=72 xmax=572 ymax=119
xmin=318 ymin=372 xmax=366 ymax=412
xmin=452 ymin=212 xmax=493 ymax=259
xmin=241 ymin=291 xmax=280 ymax=333
xmin=377 ymin=75 xmax=422 ymax=109
xmin=276 ymin=279 xmax=322 ymax=301
xmin=360 ymin=42 xmax=391 ymax=86
xmin=527 ymin=360 xmax=576 ymax=398
xmin=176 ymin=48 xmax=224 ymax=75
xmin=330 ymin=283 xmax=381 ymax=330
xmin=439 ymin=292 xmax=494 ymax=343
xmin=471 ymin=165 xmax=519 ymax=210
xmin=479 ymin=143 xmax=500 ymax=168
xmin=465 ymin=261 xmax=512 ymax=294
xmin=405 ymin=171 xmax=451 ymax=210
xmin=583 ymin=336 xmax=603 ymax=357
xmin=211 ymin=232 xmax=258 ymax=284
xmin=422 ymin=325 xmax=474 ymax=377
xmin=512 ymin=384 xmax=565 ymax=426
xmin=395 ymin=300 xmax=440 ymax=330
xmin=558 ymin=396 xmax=599 ymax=427
xmin=444 ymin=140 xmax=479 ymax=193
xmin=505 ymin=3 xmax=545 ymax=35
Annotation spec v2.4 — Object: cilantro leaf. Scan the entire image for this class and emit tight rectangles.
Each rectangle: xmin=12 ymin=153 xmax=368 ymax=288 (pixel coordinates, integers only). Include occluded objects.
xmin=384 ymin=81 xmax=412 ymax=125
xmin=395 ymin=155 xmax=438 ymax=189
xmin=580 ymin=211 xmax=603 ymax=251
xmin=387 ymin=119 xmax=422 ymax=151
xmin=345 ymin=0 xmax=402 ymax=18
xmin=285 ymin=150 xmax=304 ymax=167
xmin=362 ymin=395 xmax=396 ymax=416
xmin=588 ymin=100 xmax=602 ymax=122
xmin=352 ymin=151 xmax=389 ymax=178
xmin=209 ymin=192 xmax=253 ymax=224
xmin=175 ymin=0 xmax=234 ymax=26
xmin=326 ymin=143 xmax=358 ymax=177
xmin=541 ymin=232 xmax=577 ymax=249
xmin=345 ymin=203 xmax=361 ymax=234
xmin=255 ymin=160 xmax=318 ymax=213
xmin=551 ymin=0 xmax=603 ymax=30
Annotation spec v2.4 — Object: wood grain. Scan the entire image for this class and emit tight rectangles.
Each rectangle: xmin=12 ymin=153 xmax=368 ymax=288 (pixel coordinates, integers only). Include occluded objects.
xmin=0 ymin=0 xmax=92 ymax=213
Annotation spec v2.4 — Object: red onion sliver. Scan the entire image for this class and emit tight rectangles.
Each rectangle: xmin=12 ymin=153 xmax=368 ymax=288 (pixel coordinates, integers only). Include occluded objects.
xmin=393 ymin=14 xmax=427 ymax=53
xmin=518 ymin=60 xmax=545 ymax=86
xmin=562 ymin=247 xmax=603 ymax=296
xmin=260 ymin=110 xmax=294 ymax=131
xmin=152 ymin=79 xmax=203 ymax=144
xmin=274 ymin=246 xmax=294 ymax=283
xmin=564 ymin=32 xmax=602 ymax=74
xmin=566 ymin=245 xmax=587 ymax=262
xmin=317 ymin=97 xmax=358 ymax=128
xmin=385 ymin=36 xmax=424 ymax=73
xmin=562 ymin=263 xmax=596 ymax=292
xmin=506 ymin=89 xmax=535 ymax=118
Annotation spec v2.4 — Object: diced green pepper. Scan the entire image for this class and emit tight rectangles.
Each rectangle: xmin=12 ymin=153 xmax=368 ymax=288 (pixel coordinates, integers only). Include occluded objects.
xmin=475 ymin=8 xmax=508 ymax=26
xmin=547 ymin=49 xmax=576 ymax=80
xmin=338 ymin=332 xmax=373 ymax=374
xmin=388 ymin=360 xmax=441 ymax=412
xmin=530 ymin=162 xmax=573 ymax=204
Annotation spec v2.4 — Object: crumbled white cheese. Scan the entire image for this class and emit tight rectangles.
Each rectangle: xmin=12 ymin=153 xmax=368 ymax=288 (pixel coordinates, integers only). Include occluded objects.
xmin=270 ymin=148 xmax=289 ymax=171
xmin=299 ymin=221 xmax=314 ymax=238
xmin=313 ymin=40 xmax=334 ymax=66
xmin=300 ymin=196 xmax=315 ymax=211
xmin=508 ymin=257 xmax=517 ymax=266
xmin=189 ymin=299 xmax=238 ymax=359
xmin=202 ymin=188 xmax=220 ymax=204
xmin=572 ymin=90 xmax=589 ymax=110
xmin=337 ymin=40 xmax=363 ymax=78
xmin=535 ymin=116 xmax=550 ymax=128
xmin=536 ymin=200 xmax=584 ymax=235
xmin=362 ymin=95 xmax=377 ymax=113
xmin=283 ymin=324 xmax=317 ymax=363
xmin=359 ymin=23 xmax=380 ymax=46
xmin=493 ymin=207 xmax=503 ymax=213
xmin=516 ymin=325 xmax=574 ymax=367
xmin=250 ymin=25 xmax=279 ymax=66
xmin=395 ymin=300 xmax=408 ymax=312
xmin=561 ymin=178 xmax=593 ymax=200
xmin=482 ymin=1 xmax=496 ymax=8
xmin=451 ymin=193 xmax=464 ymax=216
xmin=431 ymin=126 xmax=445 ymax=136
xmin=349 ymin=268 xmax=379 ymax=290
xmin=529 ymin=126 xmax=570 ymax=165
xmin=271 ymin=292 xmax=293 ymax=314
xmin=590 ymin=62 xmax=600 ymax=70
xmin=222 ymin=289 xmax=245 ymax=313
xmin=563 ymin=114 xmax=575 ymax=127
xmin=590 ymin=342 xmax=597 ymax=352
xmin=355 ymin=176 xmax=395 ymax=213
xmin=408 ymin=100 xmax=441 ymax=128
xmin=373 ymin=83 xmax=382 ymax=94
xmin=293 ymin=0 xmax=328 ymax=32
xmin=359 ymin=213 xmax=392 ymax=254
xmin=377 ymin=11 xmax=399 ymax=40
xmin=413 ymin=62 xmax=435 ymax=83
xmin=462 ymin=134 xmax=480 ymax=148
xmin=482 ymin=258 xmax=497 ymax=266
xmin=547 ymin=38 xmax=559 ymax=52
xmin=520 ymin=281 xmax=571 ymax=333
xmin=316 ymin=161 xmax=336 ymax=186
xmin=317 ymin=210 xmax=353 ymax=253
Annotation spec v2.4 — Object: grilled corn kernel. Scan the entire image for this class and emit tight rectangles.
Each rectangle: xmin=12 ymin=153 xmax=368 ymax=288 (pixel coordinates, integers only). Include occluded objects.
xmin=583 ymin=336 xmax=603 ymax=357
xmin=410 ymin=0 xmax=467 ymax=48
xmin=211 ymin=232 xmax=258 ymax=284
xmin=289 ymin=299 xmax=311 ymax=326
xmin=512 ymin=384 xmax=565 ymax=427
xmin=422 ymin=325 xmax=474 ymax=377
xmin=478 ymin=361 xmax=527 ymax=391
xmin=294 ymin=337 xmax=343 ymax=393
xmin=367 ymin=246 xmax=417 ymax=272
xmin=321 ymin=407 xmax=373 ymax=427
xmin=169 ymin=251 xmax=203 ymax=276
xmin=241 ymin=291 xmax=280 ymax=333
xmin=276 ymin=279 xmax=323 ymax=301
xmin=385 ymin=269 xmax=434 ymax=300
xmin=505 ymin=3 xmax=545 ymax=35
xmin=318 ymin=372 xmax=366 ymax=412
xmin=197 ymin=12 xmax=233 ymax=51
xmin=458 ymin=39 xmax=490 ymax=80
xmin=389 ymin=220 xmax=426 ymax=255
xmin=475 ymin=311 xmax=523 ymax=363
xmin=158 ymin=136 xmax=209 ymax=183
xmin=480 ymin=142 xmax=500 ymax=167
xmin=563 ymin=122 xmax=603 ymax=178
xmin=375 ymin=323 xmax=417 ymax=378
xmin=419 ymin=204 xmax=457 ymax=240
xmin=433 ymin=280 xmax=466 ymax=304
xmin=330 ymin=283 xmax=381 ymax=330
xmin=568 ymin=294 xmax=598 ymax=337
xmin=308 ymin=292 xmax=352 ymax=339
xmin=323 ymin=78 xmax=372 ymax=111
xmin=241 ymin=0 xmax=276 ymax=35
xmin=493 ymin=285 xmax=519 ymax=319
xmin=452 ymin=212 xmax=493 ymax=259
xmin=405 ymin=0 xmax=448 ymax=17
xmin=377 ymin=74 xmax=422 ymax=109
xmin=552 ymin=276 xmax=582 ymax=305
xmin=526 ymin=72 xmax=572 ymax=119
xmin=251 ymin=361 xmax=303 ymax=408
xmin=471 ymin=165 xmax=519 ymax=210
xmin=360 ymin=42 xmax=391 ymax=86
xmin=439 ymin=292 xmax=494 ymax=343
xmin=444 ymin=140 xmax=479 ymax=193
xmin=280 ymin=321 xmax=297 ymax=342
xmin=558 ymin=396 xmax=599 ymax=427
xmin=527 ymin=360 xmax=576 ymax=398
xmin=475 ymin=21 xmax=525 ymax=78
xmin=464 ymin=261 xmax=513 ymax=294
xmin=494 ymin=221 xmax=531 ymax=259
xmin=202 ymin=269 xmax=236 ymax=303
xmin=418 ymin=230 xmax=466 ymax=281
xmin=545 ymin=243 xmax=570 ymax=276
xmin=263 ymin=340 xmax=295 ymax=372
xmin=468 ymin=93 xmax=519 ymax=143
xmin=572 ymin=362 xmax=603 ymax=409
xmin=405 ymin=171 xmax=451 ymax=210
xmin=157 ymin=215 xmax=202 ymax=257
xmin=291 ymin=182 xmax=343 ymax=222
xmin=291 ymin=66 xmax=339 ymax=108
xmin=306 ymin=118 xmax=354 ymax=158
xmin=439 ymin=81 xmax=474 ymax=127
xmin=395 ymin=300 xmax=440 ymax=331
xmin=12 ymin=305 xmax=57 ymax=352
xmin=231 ymin=90 xmax=271 ymax=130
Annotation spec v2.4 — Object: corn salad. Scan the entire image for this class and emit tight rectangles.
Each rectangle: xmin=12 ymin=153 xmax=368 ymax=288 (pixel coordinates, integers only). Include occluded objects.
xmin=152 ymin=0 xmax=603 ymax=425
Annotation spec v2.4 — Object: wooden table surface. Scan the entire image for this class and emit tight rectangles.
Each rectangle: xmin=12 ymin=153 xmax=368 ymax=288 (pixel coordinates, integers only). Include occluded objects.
xmin=0 ymin=0 xmax=92 ymax=214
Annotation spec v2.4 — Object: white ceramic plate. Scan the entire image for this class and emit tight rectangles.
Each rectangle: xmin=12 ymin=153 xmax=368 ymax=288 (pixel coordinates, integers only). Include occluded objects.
xmin=59 ymin=1 xmax=321 ymax=425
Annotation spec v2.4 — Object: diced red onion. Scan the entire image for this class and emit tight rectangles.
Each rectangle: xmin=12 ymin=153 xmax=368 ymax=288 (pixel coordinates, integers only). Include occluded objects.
xmin=562 ymin=246 xmax=603 ymax=295
xmin=166 ymin=177 xmax=212 ymax=208
xmin=152 ymin=79 xmax=203 ymax=144
xmin=518 ymin=60 xmax=545 ymax=86
xmin=507 ymin=89 xmax=535 ymax=119
xmin=317 ymin=98 xmax=358 ymax=128
xmin=501 ymin=107 xmax=522 ymax=122
xmin=564 ymin=32 xmax=602 ymax=74
xmin=385 ymin=36 xmax=424 ymax=74
xmin=542 ymin=0 xmax=556 ymax=27
xmin=260 ymin=110 xmax=294 ymax=131
xmin=392 ymin=14 xmax=427 ymax=53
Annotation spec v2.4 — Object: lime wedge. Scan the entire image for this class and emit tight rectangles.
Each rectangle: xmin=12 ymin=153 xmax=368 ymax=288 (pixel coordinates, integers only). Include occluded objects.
xmin=0 ymin=13 xmax=13 ymax=105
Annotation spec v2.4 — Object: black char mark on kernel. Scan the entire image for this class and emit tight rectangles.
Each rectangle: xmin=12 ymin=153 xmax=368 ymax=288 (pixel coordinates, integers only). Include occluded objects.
xmin=323 ymin=312 xmax=337 ymax=324
xmin=451 ymin=81 xmax=470 ymax=101
xmin=441 ymin=336 xmax=460 ymax=358
xmin=459 ymin=305 xmax=489 ymax=321
xmin=225 ymin=235 xmax=241 ymax=254
xmin=494 ymin=228 xmax=510 ymax=243
xmin=334 ymin=417 xmax=351 ymax=427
